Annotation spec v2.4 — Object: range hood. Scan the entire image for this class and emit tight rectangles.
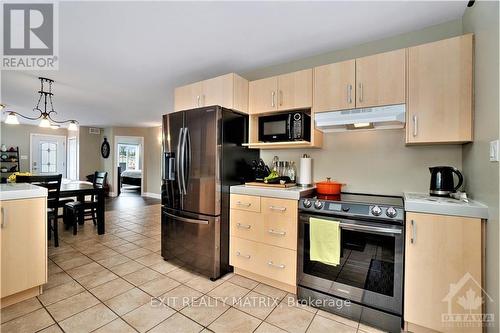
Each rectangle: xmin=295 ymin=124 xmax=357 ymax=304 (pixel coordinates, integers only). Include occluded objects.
xmin=315 ymin=104 xmax=406 ymax=132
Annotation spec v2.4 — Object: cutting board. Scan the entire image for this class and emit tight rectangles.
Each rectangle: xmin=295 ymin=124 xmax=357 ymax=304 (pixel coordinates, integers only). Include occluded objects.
xmin=245 ymin=182 xmax=297 ymax=188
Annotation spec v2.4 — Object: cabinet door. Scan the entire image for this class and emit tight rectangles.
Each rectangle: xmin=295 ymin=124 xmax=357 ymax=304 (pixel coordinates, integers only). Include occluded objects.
xmin=202 ymin=74 xmax=233 ymax=109
xmin=277 ymin=69 xmax=312 ymax=111
xmin=355 ymin=48 xmax=406 ymax=108
xmin=1 ymin=198 xmax=47 ymax=298
xmin=249 ymin=76 xmax=278 ymax=114
xmin=313 ymin=60 xmax=355 ymax=112
xmin=404 ymin=213 xmax=482 ymax=333
xmin=407 ymin=34 xmax=473 ymax=144
xmin=174 ymin=81 xmax=203 ymax=112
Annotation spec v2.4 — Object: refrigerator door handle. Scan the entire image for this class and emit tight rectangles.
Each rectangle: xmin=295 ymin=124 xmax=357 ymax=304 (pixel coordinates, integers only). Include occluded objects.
xmin=180 ymin=127 xmax=188 ymax=195
xmin=163 ymin=210 xmax=209 ymax=225
xmin=176 ymin=127 xmax=184 ymax=195
xmin=184 ymin=127 xmax=192 ymax=195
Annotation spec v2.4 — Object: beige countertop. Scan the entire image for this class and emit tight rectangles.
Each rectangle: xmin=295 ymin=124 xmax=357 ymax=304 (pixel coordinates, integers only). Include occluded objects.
xmin=0 ymin=183 xmax=48 ymax=201
xmin=230 ymin=184 xmax=315 ymax=200
xmin=404 ymin=192 xmax=488 ymax=219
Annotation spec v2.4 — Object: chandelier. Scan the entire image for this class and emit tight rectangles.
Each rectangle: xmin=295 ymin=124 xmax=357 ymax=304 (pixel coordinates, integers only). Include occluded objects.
xmin=4 ymin=77 xmax=78 ymax=131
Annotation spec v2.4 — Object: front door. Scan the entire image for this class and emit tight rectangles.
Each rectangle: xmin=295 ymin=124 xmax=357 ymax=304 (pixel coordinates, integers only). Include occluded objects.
xmin=31 ymin=134 xmax=66 ymax=177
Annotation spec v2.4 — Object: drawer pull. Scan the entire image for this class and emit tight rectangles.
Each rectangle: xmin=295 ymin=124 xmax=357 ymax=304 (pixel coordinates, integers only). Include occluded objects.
xmin=269 ymin=206 xmax=286 ymax=212
xmin=236 ymin=251 xmax=251 ymax=259
xmin=268 ymin=261 xmax=286 ymax=269
xmin=268 ymin=229 xmax=286 ymax=236
xmin=237 ymin=223 xmax=251 ymax=230
xmin=236 ymin=201 xmax=251 ymax=207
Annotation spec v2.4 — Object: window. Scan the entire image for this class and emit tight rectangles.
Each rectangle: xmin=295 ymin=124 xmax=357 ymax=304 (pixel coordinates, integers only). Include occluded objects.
xmin=40 ymin=141 xmax=57 ymax=173
xmin=67 ymin=137 xmax=78 ymax=180
xmin=118 ymin=144 xmax=140 ymax=170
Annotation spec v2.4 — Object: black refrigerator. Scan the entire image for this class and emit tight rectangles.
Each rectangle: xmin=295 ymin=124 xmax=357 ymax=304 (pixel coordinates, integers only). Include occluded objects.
xmin=161 ymin=106 xmax=258 ymax=280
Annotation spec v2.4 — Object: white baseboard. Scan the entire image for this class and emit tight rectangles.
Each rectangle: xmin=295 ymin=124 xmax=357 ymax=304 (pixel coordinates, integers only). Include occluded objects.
xmin=143 ymin=192 xmax=161 ymax=199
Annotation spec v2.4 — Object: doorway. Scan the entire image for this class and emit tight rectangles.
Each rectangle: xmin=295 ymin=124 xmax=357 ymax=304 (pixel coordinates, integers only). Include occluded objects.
xmin=30 ymin=134 xmax=67 ymax=177
xmin=115 ymin=136 xmax=144 ymax=197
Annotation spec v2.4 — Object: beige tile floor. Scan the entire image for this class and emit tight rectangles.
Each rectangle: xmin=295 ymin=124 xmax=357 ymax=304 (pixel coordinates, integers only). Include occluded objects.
xmin=1 ymin=204 xmax=387 ymax=333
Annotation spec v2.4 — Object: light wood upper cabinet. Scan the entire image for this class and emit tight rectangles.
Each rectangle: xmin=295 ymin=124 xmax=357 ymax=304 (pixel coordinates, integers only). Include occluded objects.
xmin=1 ymin=198 xmax=47 ymax=300
xmin=249 ymin=76 xmax=278 ymax=114
xmin=249 ymin=69 xmax=312 ymax=114
xmin=277 ymin=69 xmax=313 ymax=111
xmin=313 ymin=60 xmax=355 ymax=112
xmin=174 ymin=81 xmax=202 ymax=112
xmin=174 ymin=73 xmax=249 ymax=113
xmin=355 ymin=48 xmax=406 ymax=108
xmin=404 ymin=212 xmax=482 ymax=333
xmin=406 ymin=34 xmax=473 ymax=144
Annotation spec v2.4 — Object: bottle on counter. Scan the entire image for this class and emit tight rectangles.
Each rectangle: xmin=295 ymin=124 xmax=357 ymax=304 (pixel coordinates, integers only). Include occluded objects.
xmin=288 ymin=161 xmax=296 ymax=183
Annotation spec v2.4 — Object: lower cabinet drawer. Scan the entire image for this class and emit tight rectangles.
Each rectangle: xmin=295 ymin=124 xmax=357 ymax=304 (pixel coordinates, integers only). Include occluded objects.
xmin=230 ymin=209 xmax=260 ymax=242
xmin=230 ymin=236 xmax=297 ymax=286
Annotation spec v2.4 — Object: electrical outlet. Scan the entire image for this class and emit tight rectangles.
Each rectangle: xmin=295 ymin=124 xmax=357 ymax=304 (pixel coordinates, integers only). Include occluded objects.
xmin=20 ymin=155 xmax=28 ymax=160
xmin=489 ymin=140 xmax=499 ymax=162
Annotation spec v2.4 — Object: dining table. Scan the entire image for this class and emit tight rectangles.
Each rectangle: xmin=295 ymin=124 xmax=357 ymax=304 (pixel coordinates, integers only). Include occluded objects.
xmin=60 ymin=180 xmax=106 ymax=234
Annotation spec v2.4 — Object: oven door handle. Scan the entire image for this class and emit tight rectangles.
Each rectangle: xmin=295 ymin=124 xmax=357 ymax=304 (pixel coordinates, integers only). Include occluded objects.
xmin=340 ymin=223 xmax=402 ymax=235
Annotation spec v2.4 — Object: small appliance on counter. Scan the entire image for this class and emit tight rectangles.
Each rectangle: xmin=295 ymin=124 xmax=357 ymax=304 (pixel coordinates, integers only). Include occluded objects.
xmin=429 ymin=166 xmax=463 ymax=197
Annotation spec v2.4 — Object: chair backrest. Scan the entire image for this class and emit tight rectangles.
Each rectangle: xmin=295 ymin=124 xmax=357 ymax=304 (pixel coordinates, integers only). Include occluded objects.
xmin=93 ymin=171 xmax=107 ymax=189
xmin=16 ymin=174 xmax=62 ymax=209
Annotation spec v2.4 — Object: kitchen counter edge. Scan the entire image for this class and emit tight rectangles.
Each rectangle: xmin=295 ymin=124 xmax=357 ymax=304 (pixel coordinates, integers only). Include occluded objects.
xmin=404 ymin=192 xmax=489 ymax=220
xmin=230 ymin=184 xmax=315 ymax=200
xmin=0 ymin=183 xmax=48 ymax=201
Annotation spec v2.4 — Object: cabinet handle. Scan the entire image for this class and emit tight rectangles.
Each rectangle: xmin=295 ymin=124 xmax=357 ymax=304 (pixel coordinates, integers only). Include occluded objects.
xmin=347 ymin=84 xmax=353 ymax=104
xmin=236 ymin=201 xmax=251 ymax=207
xmin=236 ymin=251 xmax=251 ymax=259
xmin=268 ymin=229 xmax=286 ymax=236
xmin=236 ymin=223 xmax=251 ymax=230
xmin=358 ymin=83 xmax=363 ymax=103
xmin=268 ymin=261 xmax=286 ymax=269
xmin=196 ymin=95 xmax=200 ymax=107
xmin=269 ymin=205 xmax=286 ymax=212
xmin=279 ymin=90 xmax=283 ymax=106
xmin=271 ymin=91 xmax=276 ymax=107
xmin=412 ymin=115 xmax=418 ymax=137
xmin=1 ymin=207 xmax=5 ymax=228
xmin=410 ymin=220 xmax=416 ymax=244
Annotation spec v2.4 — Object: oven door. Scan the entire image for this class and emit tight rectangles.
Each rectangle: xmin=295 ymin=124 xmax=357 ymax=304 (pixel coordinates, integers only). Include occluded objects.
xmin=298 ymin=213 xmax=403 ymax=315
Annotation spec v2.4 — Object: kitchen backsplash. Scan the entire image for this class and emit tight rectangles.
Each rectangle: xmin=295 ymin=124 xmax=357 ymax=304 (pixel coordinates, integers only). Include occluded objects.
xmin=260 ymin=129 xmax=463 ymax=196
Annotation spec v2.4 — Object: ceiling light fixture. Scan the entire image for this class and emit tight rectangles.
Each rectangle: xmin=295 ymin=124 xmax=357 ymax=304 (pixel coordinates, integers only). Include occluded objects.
xmin=3 ymin=77 xmax=79 ymax=130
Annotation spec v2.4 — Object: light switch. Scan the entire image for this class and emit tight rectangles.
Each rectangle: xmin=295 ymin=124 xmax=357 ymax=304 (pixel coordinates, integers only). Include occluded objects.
xmin=489 ymin=140 xmax=499 ymax=162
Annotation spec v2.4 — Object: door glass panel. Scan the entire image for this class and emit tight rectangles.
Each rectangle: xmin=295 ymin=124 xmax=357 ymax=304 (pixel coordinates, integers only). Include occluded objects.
xmin=40 ymin=142 xmax=57 ymax=174
xmin=303 ymin=224 xmax=395 ymax=297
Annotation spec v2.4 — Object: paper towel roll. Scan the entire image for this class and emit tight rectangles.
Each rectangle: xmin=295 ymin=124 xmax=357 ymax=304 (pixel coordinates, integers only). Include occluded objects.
xmin=299 ymin=157 xmax=312 ymax=186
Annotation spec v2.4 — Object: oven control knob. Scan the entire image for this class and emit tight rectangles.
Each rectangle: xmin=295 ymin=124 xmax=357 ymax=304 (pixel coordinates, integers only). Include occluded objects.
xmin=371 ymin=205 xmax=382 ymax=216
xmin=386 ymin=207 xmax=397 ymax=218
xmin=303 ymin=199 xmax=312 ymax=208
xmin=314 ymin=200 xmax=323 ymax=209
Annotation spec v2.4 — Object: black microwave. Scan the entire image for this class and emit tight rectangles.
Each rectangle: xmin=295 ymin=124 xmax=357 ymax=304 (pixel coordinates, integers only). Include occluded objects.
xmin=258 ymin=112 xmax=311 ymax=142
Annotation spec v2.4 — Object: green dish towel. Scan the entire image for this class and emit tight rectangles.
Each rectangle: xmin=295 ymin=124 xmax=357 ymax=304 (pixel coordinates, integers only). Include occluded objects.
xmin=309 ymin=217 xmax=340 ymax=266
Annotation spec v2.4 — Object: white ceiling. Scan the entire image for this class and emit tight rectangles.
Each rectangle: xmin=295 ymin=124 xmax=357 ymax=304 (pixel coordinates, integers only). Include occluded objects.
xmin=1 ymin=1 xmax=467 ymax=128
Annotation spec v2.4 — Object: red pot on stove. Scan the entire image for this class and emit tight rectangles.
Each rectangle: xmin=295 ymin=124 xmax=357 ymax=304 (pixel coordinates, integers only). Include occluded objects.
xmin=316 ymin=177 xmax=344 ymax=195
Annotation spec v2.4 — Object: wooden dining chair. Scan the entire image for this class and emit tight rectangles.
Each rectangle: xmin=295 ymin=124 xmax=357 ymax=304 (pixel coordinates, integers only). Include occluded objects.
xmin=16 ymin=174 xmax=63 ymax=247
xmin=64 ymin=171 xmax=107 ymax=234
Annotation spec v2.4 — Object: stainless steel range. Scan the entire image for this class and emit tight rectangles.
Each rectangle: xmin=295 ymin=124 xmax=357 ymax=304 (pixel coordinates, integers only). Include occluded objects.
xmin=298 ymin=193 xmax=404 ymax=332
